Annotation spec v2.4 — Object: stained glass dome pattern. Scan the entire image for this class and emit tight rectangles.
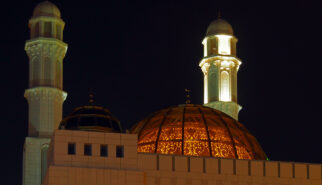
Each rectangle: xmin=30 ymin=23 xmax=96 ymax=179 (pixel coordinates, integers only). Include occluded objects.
xmin=131 ymin=104 xmax=267 ymax=160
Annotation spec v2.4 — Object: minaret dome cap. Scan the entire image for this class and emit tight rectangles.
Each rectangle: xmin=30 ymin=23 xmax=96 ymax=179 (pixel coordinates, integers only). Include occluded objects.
xmin=206 ymin=18 xmax=234 ymax=36
xmin=33 ymin=1 xmax=61 ymax=18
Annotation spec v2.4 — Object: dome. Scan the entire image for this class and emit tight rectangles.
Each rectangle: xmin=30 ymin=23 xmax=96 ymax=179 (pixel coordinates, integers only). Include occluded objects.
xmin=131 ymin=104 xmax=267 ymax=160
xmin=206 ymin=18 xmax=234 ymax=36
xmin=59 ymin=105 xmax=122 ymax=133
xmin=33 ymin=1 xmax=61 ymax=18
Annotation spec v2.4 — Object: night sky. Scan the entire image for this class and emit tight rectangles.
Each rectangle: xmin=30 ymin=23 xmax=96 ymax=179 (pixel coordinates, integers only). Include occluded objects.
xmin=1 ymin=0 xmax=321 ymax=184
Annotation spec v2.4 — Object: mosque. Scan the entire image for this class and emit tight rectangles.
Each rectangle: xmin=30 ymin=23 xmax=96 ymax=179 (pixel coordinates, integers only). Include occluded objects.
xmin=22 ymin=1 xmax=321 ymax=185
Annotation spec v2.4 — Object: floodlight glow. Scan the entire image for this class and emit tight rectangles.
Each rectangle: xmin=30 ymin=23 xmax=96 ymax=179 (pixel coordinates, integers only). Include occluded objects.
xmin=217 ymin=35 xmax=231 ymax=55
xmin=204 ymin=75 xmax=208 ymax=104
xmin=202 ymin=39 xmax=208 ymax=57
xmin=220 ymin=71 xmax=231 ymax=102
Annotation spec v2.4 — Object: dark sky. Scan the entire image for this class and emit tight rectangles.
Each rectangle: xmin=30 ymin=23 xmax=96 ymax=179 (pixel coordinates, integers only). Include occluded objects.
xmin=1 ymin=0 xmax=321 ymax=184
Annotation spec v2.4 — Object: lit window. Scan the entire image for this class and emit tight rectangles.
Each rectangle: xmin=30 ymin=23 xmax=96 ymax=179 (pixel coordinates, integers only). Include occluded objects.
xmin=220 ymin=71 xmax=231 ymax=102
xmin=100 ymin=145 xmax=108 ymax=157
xmin=68 ymin=143 xmax=76 ymax=155
xmin=116 ymin=145 xmax=124 ymax=158
xmin=217 ymin=35 xmax=231 ymax=55
xmin=84 ymin=144 xmax=92 ymax=156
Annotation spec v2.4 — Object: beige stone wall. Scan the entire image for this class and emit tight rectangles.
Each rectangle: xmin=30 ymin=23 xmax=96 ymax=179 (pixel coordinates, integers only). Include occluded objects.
xmin=139 ymin=154 xmax=321 ymax=185
xmin=43 ymin=130 xmax=322 ymax=185
xmin=23 ymin=137 xmax=50 ymax=185
xmin=49 ymin=130 xmax=138 ymax=170
xmin=43 ymin=166 xmax=144 ymax=185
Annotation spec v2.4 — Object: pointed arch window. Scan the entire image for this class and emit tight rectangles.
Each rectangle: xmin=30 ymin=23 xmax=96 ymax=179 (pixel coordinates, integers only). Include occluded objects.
xmin=220 ymin=71 xmax=231 ymax=102
xmin=32 ymin=57 xmax=40 ymax=86
xmin=56 ymin=60 xmax=62 ymax=89
xmin=44 ymin=57 xmax=51 ymax=86
xmin=44 ymin=22 xmax=52 ymax=37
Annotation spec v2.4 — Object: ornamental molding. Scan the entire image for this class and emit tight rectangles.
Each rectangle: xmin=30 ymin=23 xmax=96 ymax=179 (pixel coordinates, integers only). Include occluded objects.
xmin=201 ymin=63 xmax=210 ymax=75
xmin=24 ymin=87 xmax=67 ymax=102
xmin=204 ymin=101 xmax=242 ymax=120
xmin=25 ymin=137 xmax=51 ymax=147
xmin=29 ymin=16 xmax=65 ymax=26
xmin=199 ymin=55 xmax=242 ymax=72
xmin=25 ymin=38 xmax=67 ymax=60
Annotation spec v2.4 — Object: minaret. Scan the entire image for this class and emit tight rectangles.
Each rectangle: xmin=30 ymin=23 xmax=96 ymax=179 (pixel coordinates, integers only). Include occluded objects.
xmin=199 ymin=17 xmax=241 ymax=120
xmin=23 ymin=1 xmax=67 ymax=185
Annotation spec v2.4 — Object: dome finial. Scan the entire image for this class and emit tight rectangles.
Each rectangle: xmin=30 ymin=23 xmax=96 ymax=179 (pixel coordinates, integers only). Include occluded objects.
xmin=205 ymin=14 xmax=234 ymax=36
xmin=89 ymin=89 xmax=94 ymax=105
xmin=218 ymin=10 xmax=221 ymax=19
xmin=185 ymin=89 xmax=191 ymax=104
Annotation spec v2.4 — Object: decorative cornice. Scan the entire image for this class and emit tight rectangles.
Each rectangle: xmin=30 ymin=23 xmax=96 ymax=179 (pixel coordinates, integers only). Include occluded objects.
xmin=25 ymin=38 xmax=67 ymax=60
xmin=29 ymin=16 xmax=65 ymax=25
xmin=201 ymin=62 xmax=210 ymax=75
xmin=203 ymin=34 xmax=238 ymax=42
xmin=199 ymin=55 xmax=242 ymax=73
xmin=24 ymin=87 xmax=67 ymax=102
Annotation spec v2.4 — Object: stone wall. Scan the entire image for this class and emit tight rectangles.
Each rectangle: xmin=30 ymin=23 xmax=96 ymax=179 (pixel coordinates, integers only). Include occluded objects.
xmin=44 ymin=130 xmax=322 ymax=185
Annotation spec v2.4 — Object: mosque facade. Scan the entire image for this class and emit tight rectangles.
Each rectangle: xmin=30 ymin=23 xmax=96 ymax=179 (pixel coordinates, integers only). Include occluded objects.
xmin=22 ymin=1 xmax=322 ymax=185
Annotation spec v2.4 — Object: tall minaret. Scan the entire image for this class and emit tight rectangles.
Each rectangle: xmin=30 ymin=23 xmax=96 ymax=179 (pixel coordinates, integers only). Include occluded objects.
xmin=199 ymin=17 xmax=241 ymax=120
xmin=23 ymin=1 xmax=67 ymax=185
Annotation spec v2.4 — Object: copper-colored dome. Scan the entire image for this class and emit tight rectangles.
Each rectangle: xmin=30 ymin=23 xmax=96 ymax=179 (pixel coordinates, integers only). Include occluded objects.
xmin=131 ymin=104 xmax=267 ymax=160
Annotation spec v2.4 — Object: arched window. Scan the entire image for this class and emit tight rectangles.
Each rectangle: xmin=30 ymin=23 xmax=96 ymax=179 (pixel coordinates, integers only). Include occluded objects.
xmin=33 ymin=22 xmax=40 ymax=38
xmin=44 ymin=22 xmax=52 ymax=37
xmin=56 ymin=61 xmax=62 ymax=88
xmin=32 ymin=57 xmax=40 ymax=86
xmin=41 ymin=144 xmax=49 ymax=182
xmin=56 ymin=24 xmax=62 ymax=40
xmin=220 ymin=71 xmax=231 ymax=102
xmin=204 ymin=75 xmax=208 ymax=104
xmin=44 ymin=57 xmax=51 ymax=86
xmin=29 ymin=58 xmax=33 ymax=84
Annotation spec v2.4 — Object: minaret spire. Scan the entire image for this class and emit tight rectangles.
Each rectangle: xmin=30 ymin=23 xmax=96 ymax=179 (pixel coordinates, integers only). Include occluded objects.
xmin=89 ymin=91 xmax=94 ymax=105
xmin=23 ymin=1 xmax=67 ymax=185
xmin=200 ymin=17 xmax=241 ymax=120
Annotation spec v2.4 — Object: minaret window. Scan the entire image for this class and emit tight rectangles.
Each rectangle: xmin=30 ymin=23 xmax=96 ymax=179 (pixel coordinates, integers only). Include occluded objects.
xmin=203 ymin=39 xmax=208 ymax=56
xmin=204 ymin=75 xmax=208 ymax=104
xmin=56 ymin=61 xmax=62 ymax=88
xmin=220 ymin=71 xmax=231 ymax=102
xmin=208 ymin=39 xmax=217 ymax=55
xmin=32 ymin=57 xmax=40 ymax=84
xmin=32 ymin=22 xmax=40 ymax=38
xmin=44 ymin=57 xmax=51 ymax=86
xmin=56 ymin=24 xmax=62 ymax=40
xmin=44 ymin=22 xmax=52 ymax=37
xmin=217 ymin=35 xmax=231 ymax=55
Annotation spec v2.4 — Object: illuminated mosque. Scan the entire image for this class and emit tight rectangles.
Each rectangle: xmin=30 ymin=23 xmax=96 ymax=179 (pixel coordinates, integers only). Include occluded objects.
xmin=22 ymin=1 xmax=321 ymax=185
